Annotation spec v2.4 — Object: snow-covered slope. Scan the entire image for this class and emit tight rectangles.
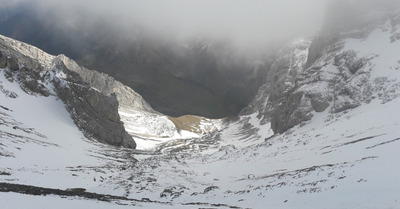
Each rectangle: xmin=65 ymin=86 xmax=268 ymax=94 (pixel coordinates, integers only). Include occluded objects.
xmin=106 ymin=9 xmax=400 ymax=208
xmin=109 ymin=97 xmax=400 ymax=209
xmin=2 ymin=67 xmax=399 ymax=208
xmin=0 ymin=69 xmax=201 ymax=208
xmin=113 ymin=7 xmax=399 ymax=208
xmin=0 ymin=68 xmax=121 ymax=189
xmin=0 ymin=34 xmax=224 ymax=207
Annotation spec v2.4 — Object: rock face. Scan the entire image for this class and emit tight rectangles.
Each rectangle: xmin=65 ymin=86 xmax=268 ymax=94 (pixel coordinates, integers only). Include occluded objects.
xmin=55 ymin=55 xmax=155 ymax=112
xmin=0 ymin=34 xmax=139 ymax=148
xmin=242 ymin=1 xmax=400 ymax=134
xmin=241 ymin=38 xmax=313 ymax=133
xmin=51 ymin=61 xmax=136 ymax=148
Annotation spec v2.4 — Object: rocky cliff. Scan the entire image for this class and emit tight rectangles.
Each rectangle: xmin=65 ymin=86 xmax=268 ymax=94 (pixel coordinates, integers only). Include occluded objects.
xmin=240 ymin=38 xmax=312 ymax=133
xmin=242 ymin=2 xmax=400 ymax=134
xmin=0 ymin=34 xmax=143 ymax=148
xmin=54 ymin=55 xmax=155 ymax=113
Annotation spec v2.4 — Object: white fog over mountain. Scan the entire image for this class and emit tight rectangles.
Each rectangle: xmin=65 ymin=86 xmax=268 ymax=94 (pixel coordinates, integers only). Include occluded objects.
xmin=11 ymin=0 xmax=329 ymax=48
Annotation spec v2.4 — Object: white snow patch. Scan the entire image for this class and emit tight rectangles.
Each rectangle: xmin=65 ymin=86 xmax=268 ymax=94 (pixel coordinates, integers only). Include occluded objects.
xmin=343 ymin=21 xmax=400 ymax=79
xmin=119 ymin=107 xmax=222 ymax=150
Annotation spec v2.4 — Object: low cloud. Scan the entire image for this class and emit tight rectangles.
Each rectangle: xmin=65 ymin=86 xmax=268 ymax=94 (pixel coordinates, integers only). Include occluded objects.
xmin=5 ymin=0 xmax=400 ymax=49
xmin=20 ymin=0 xmax=330 ymax=48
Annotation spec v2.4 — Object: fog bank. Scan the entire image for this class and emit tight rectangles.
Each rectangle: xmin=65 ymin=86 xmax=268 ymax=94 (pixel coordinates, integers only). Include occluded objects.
xmin=21 ymin=0 xmax=330 ymax=48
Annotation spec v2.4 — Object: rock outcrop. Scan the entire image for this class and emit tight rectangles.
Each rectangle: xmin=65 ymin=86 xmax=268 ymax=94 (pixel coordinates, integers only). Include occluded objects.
xmin=51 ymin=61 xmax=136 ymax=148
xmin=0 ymin=34 xmax=138 ymax=148
xmin=55 ymin=55 xmax=155 ymax=112
xmin=240 ymin=38 xmax=312 ymax=133
xmin=241 ymin=2 xmax=400 ymax=134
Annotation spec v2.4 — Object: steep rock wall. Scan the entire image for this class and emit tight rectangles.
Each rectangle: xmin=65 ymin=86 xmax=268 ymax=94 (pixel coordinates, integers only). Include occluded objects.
xmin=0 ymin=34 xmax=137 ymax=148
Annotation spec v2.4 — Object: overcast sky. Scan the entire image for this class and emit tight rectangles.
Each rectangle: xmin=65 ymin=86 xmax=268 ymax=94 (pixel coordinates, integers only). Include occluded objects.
xmin=21 ymin=0 xmax=330 ymax=47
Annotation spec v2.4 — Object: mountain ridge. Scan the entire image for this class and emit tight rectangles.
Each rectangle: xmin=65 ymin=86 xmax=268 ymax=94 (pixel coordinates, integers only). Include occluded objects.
xmin=0 ymin=34 xmax=139 ymax=148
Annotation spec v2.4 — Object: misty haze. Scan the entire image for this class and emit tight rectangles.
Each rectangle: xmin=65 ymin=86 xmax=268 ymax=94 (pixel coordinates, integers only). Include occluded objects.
xmin=0 ymin=0 xmax=400 ymax=208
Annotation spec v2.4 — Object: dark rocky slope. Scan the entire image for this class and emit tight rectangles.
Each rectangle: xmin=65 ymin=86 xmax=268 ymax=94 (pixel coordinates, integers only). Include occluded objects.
xmin=0 ymin=35 xmax=137 ymax=148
